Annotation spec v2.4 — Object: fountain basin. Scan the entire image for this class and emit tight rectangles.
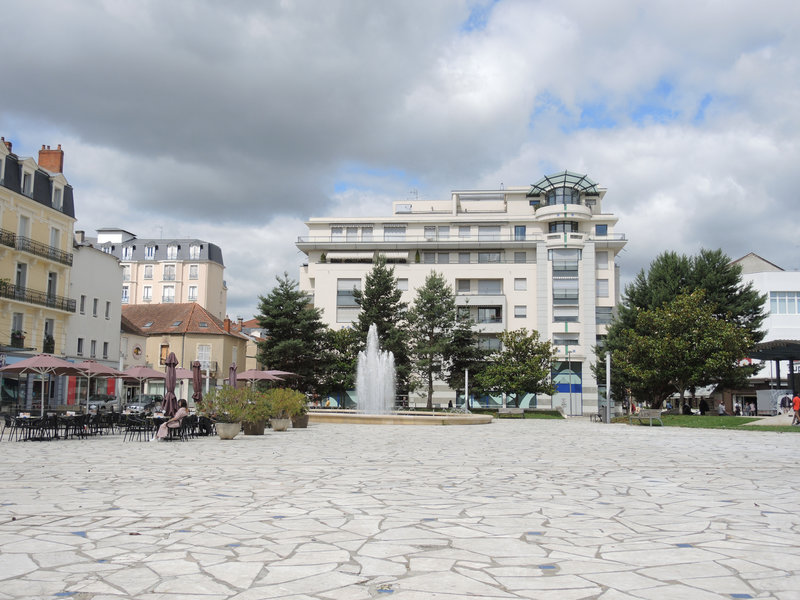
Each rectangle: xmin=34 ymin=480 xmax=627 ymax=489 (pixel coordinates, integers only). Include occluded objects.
xmin=308 ymin=410 xmax=493 ymax=426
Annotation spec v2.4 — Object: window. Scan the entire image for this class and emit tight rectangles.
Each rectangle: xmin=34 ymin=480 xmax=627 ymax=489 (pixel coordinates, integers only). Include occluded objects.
xmin=15 ymin=262 xmax=27 ymax=290
xmin=478 ymin=252 xmax=501 ymax=263
xmin=189 ymin=264 xmax=199 ymax=280
xmin=90 ymin=340 xmax=97 ymax=358
xmin=459 ymin=226 xmax=471 ymax=239
xmin=44 ymin=319 xmax=54 ymax=338
xmin=50 ymin=227 xmax=61 ymax=251
xmin=770 ymin=292 xmax=800 ymax=314
xmin=478 ymin=336 xmax=502 ymax=351
xmin=553 ymin=333 xmax=580 ymax=347
xmin=22 ymin=172 xmax=33 ymax=196
xmin=553 ymin=279 xmax=579 ymax=301
xmin=596 ymin=251 xmax=608 ymax=270
xmin=145 ymin=245 xmax=156 ymax=260
xmin=514 ymin=225 xmax=526 ymax=241
xmin=361 ymin=227 xmax=373 ymax=241
xmin=514 ymin=251 xmax=527 ymax=264
xmin=549 ymin=221 xmax=578 ymax=233
xmin=597 ymin=279 xmax=609 ymax=298
xmin=397 ymin=279 xmax=408 ymax=291
xmin=477 ymin=279 xmax=502 ymax=294
xmin=77 ymin=338 xmax=84 ymax=356
xmin=163 ymin=264 xmax=176 ymax=281
xmin=423 ymin=252 xmax=435 ymax=264
xmin=197 ymin=344 xmax=211 ymax=368
xmin=122 ymin=265 xmax=131 ymax=281
xmin=162 ymin=286 xmax=175 ymax=303
xmin=122 ymin=246 xmax=134 ymax=260
xmin=383 ymin=225 xmax=406 ymax=241
xmin=550 ymin=248 xmax=581 ymax=273
xmin=105 ymin=301 xmax=111 ymax=319
xmin=554 ymin=306 xmax=579 ymax=323
xmin=514 ymin=305 xmax=527 ymax=318
xmin=331 ymin=226 xmax=344 ymax=241
xmin=189 ymin=244 xmax=201 ymax=259
xmin=103 ymin=342 xmax=109 ymax=360
xmin=167 ymin=244 xmax=178 ymax=259
xmin=188 ymin=285 xmax=198 ymax=301
xmin=478 ymin=226 xmax=501 ymax=241
xmin=438 ymin=226 xmax=450 ymax=240
xmin=144 ymin=265 xmax=153 ymax=279
xmin=160 ymin=344 xmax=169 ymax=365
xmin=457 ymin=280 xmax=471 ymax=293
xmin=142 ymin=286 xmax=152 ymax=301
xmin=477 ymin=307 xmax=502 ymax=324
xmin=437 ymin=253 xmax=449 ymax=264
xmin=424 ymin=226 xmax=436 ymax=241
xmin=47 ymin=272 xmax=57 ymax=298
xmin=92 ymin=298 xmax=99 ymax=317
xmin=514 ymin=278 xmax=527 ymax=291
xmin=595 ymin=224 xmax=608 ymax=236
xmin=337 ymin=278 xmax=361 ymax=323
xmin=12 ymin=312 xmax=23 ymax=334
xmin=52 ymin=187 xmax=63 ymax=210
xmin=346 ymin=227 xmax=358 ymax=242
xmin=459 ymin=252 xmax=470 ymax=264
xmin=546 ymin=187 xmax=580 ymax=206
xmin=80 ymin=295 xmax=86 ymax=314
xmin=596 ymin=306 xmax=613 ymax=324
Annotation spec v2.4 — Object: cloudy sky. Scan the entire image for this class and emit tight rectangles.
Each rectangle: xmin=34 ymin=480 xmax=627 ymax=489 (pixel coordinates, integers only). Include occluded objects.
xmin=2 ymin=0 xmax=798 ymax=319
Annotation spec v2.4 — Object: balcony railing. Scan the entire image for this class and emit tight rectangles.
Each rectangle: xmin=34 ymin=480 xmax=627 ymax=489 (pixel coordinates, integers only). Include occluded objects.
xmin=0 ymin=282 xmax=76 ymax=312
xmin=3 ymin=231 xmax=73 ymax=266
xmin=298 ymin=233 xmax=546 ymax=244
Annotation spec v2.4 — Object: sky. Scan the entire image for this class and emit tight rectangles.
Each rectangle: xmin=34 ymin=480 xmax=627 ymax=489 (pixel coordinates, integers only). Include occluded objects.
xmin=2 ymin=0 xmax=799 ymax=320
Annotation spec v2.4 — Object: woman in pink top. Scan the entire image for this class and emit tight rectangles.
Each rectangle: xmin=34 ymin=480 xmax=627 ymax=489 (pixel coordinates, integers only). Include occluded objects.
xmin=153 ymin=399 xmax=188 ymax=441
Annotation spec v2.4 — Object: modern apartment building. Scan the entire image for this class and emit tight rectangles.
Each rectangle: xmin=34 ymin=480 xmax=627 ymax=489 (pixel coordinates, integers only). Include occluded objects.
xmin=297 ymin=171 xmax=626 ymax=414
xmin=94 ymin=228 xmax=228 ymax=320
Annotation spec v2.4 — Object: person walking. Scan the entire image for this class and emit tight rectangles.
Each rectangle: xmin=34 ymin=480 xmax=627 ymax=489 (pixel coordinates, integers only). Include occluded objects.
xmin=792 ymin=393 xmax=800 ymax=426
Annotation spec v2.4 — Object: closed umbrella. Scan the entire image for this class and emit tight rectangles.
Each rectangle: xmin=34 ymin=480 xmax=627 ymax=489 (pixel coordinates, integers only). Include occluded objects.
xmin=228 ymin=362 xmax=237 ymax=387
xmin=191 ymin=361 xmax=203 ymax=404
xmin=0 ymin=354 xmax=83 ymax=416
xmin=162 ymin=352 xmax=179 ymax=417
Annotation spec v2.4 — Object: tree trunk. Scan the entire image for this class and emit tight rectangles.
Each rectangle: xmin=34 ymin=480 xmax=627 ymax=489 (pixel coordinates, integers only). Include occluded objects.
xmin=426 ymin=368 xmax=433 ymax=409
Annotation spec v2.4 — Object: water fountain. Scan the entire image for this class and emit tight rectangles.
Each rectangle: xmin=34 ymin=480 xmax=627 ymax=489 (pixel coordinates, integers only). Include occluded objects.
xmin=356 ymin=324 xmax=395 ymax=414
xmin=308 ymin=323 xmax=492 ymax=426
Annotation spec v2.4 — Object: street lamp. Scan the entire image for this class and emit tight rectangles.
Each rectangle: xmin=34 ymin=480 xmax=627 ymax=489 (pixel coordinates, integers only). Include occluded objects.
xmin=565 ymin=347 xmax=573 ymax=415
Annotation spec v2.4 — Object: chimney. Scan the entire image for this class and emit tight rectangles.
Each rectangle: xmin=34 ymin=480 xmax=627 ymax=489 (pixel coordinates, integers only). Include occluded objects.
xmin=1 ymin=137 xmax=11 ymax=152
xmin=237 ymin=316 xmax=244 ymax=328
xmin=75 ymin=230 xmax=85 ymax=244
xmin=38 ymin=144 xmax=64 ymax=173
xmin=224 ymin=317 xmax=231 ymax=333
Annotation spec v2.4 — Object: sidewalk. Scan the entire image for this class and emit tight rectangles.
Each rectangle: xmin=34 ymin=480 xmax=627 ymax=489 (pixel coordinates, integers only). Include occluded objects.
xmin=1 ymin=419 xmax=798 ymax=599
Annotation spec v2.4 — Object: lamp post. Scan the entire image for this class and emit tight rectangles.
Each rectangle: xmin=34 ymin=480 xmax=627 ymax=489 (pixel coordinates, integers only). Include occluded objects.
xmin=564 ymin=347 xmax=572 ymax=415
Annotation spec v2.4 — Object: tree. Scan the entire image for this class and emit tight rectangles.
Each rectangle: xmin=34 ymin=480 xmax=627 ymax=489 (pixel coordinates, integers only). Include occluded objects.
xmin=598 ymin=249 xmax=766 ymax=404
xmin=475 ymin=329 xmax=556 ymax=401
xmin=443 ymin=313 xmax=486 ymax=400
xmin=407 ymin=271 xmax=458 ymax=409
xmin=317 ymin=327 xmax=360 ymax=407
xmin=614 ymin=290 xmax=756 ymax=407
xmin=256 ymin=272 xmax=327 ymax=394
xmin=352 ymin=255 xmax=410 ymax=391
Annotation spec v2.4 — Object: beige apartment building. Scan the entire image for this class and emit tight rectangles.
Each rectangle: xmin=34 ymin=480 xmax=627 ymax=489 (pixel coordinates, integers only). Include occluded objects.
xmin=94 ymin=228 xmax=227 ymax=320
xmin=297 ymin=171 xmax=626 ymax=414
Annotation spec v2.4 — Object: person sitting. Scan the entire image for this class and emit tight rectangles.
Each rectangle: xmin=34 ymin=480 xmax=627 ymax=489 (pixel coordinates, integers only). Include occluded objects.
xmin=153 ymin=400 xmax=188 ymax=441
xmin=682 ymin=402 xmax=692 ymax=415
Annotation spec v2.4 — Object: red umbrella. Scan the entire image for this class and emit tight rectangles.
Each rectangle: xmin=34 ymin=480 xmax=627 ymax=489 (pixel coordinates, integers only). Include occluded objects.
xmin=191 ymin=361 xmax=203 ymax=404
xmin=162 ymin=352 xmax=179 ymax=417
xmin=228 ymin=362 xmax=237 ymax=387
xmin=75 ymin=360 xmax=122 ymax=413
xmin=0 ymin=354 xmax=83 ymax=416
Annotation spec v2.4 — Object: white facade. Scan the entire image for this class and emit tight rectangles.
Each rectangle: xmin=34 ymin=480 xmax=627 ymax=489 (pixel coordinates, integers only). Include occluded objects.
xmin=297 ymin=171 xmax=626 ymax=414
xmin=65 ymin=242 xmax=123 ymax=369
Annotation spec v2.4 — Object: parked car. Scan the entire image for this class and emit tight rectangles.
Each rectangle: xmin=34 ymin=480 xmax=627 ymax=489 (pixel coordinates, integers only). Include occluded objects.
xmin=125 ymin=394 xmax=163 ymax=414
xmin=88 ymin=394 xmax=122 ymax=412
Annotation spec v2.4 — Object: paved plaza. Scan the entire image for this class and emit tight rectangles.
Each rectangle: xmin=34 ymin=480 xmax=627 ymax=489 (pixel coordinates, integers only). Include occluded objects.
xmin=1 ymin=419 xmax=799 ymax=600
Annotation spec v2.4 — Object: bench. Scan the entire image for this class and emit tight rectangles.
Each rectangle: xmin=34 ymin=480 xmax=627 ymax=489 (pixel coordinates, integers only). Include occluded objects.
xmin=629 ymin=408 xmax=663 ymax=426
xmin=498 ymin=407 xmax=525 ymax=418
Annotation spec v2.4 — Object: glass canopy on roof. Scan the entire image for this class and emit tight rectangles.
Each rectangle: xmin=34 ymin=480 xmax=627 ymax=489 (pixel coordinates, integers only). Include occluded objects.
xmin=527 ymin=171 xmax=599 ymax=197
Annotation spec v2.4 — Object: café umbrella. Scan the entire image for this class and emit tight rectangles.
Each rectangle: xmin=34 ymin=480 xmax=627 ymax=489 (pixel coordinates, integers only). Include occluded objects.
xmin=236 ymin=369 xmax=285 ymax=384
xmin=120 ymin=365 xmax=166 ymax=401
xmin=74 ymin=360 xmax=122 ymax=413
xmin=0 ymin=354 xmax=83 ymax=416
xmin=162 ymin=352 xmax=179 ymax=417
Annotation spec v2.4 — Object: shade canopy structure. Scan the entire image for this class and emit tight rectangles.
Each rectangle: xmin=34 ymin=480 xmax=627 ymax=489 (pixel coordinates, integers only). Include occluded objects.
xmin=749 ymin=340 xmax=800 ymax=362
xmin=0 ymin=354 xmax=83 ymax=416
xmin=236 ymin=369 xmax=284 ymax=383
xmin=174 ymin=367 xmax=194 ymax=380
xmin=120 ymin=365 xmax=166 ymax=400
xmin=74 ymin=360 xmax=123 ymax=413
xmin=162 ymin=352 xmax=179 ymax=417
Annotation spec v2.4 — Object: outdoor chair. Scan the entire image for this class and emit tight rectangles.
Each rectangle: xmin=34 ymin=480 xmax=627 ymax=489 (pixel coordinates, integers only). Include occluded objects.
xmin=123 ymin=416 xmax=152 ymax=442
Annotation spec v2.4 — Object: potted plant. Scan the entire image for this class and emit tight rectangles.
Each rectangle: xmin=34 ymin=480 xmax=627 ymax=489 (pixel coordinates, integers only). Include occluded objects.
xmin=291 ymin=399 xmax=310 ymax=429
xmin=11 ymin=330 xmax=25 ymax=348
xmin=267 ymin=388 xmax=306 ymax=431
xmin=242 ymin=389 xmax=271 ymax=435
xmin=43 ymin=334 xmax=55 ymax=354
xmin=198 ymin=387 xmax=248 ymax=439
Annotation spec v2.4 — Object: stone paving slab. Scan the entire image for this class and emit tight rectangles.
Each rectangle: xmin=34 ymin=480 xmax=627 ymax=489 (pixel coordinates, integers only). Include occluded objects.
xmin=0 ymin=419 xmax=798 ymax=599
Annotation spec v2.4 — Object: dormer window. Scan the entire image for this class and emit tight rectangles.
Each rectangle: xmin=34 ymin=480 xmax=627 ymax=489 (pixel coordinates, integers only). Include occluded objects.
xmin=145 ymin=245 xmax=156 ymax=260
xmin=52 ymin=187 xmax=63 ymax=210
xmin=167 ymin=244 xmax=178 ymax=259
xmin=122 ymin=246 xmax=134 ymax=260
xmin=22 ymin=171 xmax=33 ymax=197
xmin=189 ymin=244 xmax=201 ymax=259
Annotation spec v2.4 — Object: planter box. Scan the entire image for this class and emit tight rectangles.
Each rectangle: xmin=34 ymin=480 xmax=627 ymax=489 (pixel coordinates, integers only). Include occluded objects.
xmin=243 ymin=419 xmax=266 ymax=435
xmin=291 ymin=413 xmax=309 ymax=429
xmin=216 ymin=422 xmax=241 ymax=440
xmin=270 ymin=418 xmax=291 ymax=432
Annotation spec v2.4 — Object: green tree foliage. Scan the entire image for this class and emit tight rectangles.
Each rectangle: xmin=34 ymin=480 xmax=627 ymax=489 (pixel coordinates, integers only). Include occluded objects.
xmin=256 ymin=272 xmax=326 ymax=394
xmin=317 ymin=327 xmax=360 ymax=403
xmin=475 ymin=329 xmax=556 ymax=400
xmin=352 ymin=255 xmax=411 ymax=391
xmin=615 ymin=290 xmax=756 ymax=407
xmin=444 ymin=313 xmax=486 ymax=397
xmin=599 ymin=249 xmax=765 ymax=404
xmin=408 ymin=271 xmax=458 ymax=409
